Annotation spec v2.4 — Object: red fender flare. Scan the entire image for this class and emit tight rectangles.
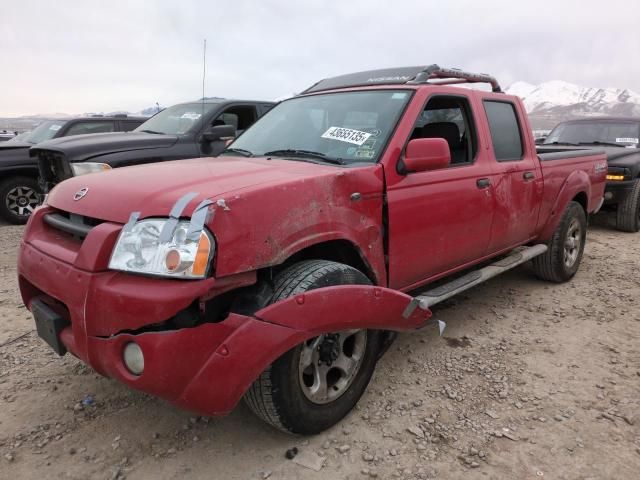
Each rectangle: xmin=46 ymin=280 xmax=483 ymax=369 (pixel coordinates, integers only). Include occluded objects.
xmin=175 ymin=285 xmax=430 ymax=415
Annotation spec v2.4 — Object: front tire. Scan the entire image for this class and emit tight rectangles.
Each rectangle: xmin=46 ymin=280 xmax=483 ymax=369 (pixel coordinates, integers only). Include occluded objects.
xmin=0 ymin=176 xmax=41 ymax=224
xmin=244 ymin=260 xmax=380 ymax=434
xmin=616 ymin=178 xmax=640 ymax=232
xmin=532 ymin=201 xmax=587 ymax=282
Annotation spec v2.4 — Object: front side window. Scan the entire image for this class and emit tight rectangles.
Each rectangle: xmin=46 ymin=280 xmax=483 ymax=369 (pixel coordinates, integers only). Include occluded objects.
xmin=224 ymin=90 xmax=412 ymax=165
xmin=134 ymin=103 xmax=222 ymax=135
xmin=483 ymin=101 xmax=524 ymax=161
xmin=410 ymin=95 xmax=477 ymax=166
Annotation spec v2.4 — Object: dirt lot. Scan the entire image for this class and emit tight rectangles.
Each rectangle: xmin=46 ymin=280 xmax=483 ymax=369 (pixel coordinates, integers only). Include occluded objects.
xmin=1 ymin=214 xmax=639 ymax=480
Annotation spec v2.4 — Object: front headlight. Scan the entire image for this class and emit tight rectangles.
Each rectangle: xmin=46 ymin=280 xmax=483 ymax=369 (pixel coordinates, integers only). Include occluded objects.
xmin=71 ymin=162 xmax=112 ymax=176
xmin=108 ymin=219 xmax=214 ymax=279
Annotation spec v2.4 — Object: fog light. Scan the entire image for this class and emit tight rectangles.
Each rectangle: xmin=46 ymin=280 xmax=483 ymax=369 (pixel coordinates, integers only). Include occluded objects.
xmin=604 ymin=192 xmax=613 ymax=200
xmin=123 ymin=342 xmax=144 ymax=375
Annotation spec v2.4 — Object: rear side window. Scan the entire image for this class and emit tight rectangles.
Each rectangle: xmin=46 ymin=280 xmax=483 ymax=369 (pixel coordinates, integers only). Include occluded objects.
xmin=65 ymin=121 xmax=116 ymax=136
xmin=483 ymin=101 xmax=523 ymax=161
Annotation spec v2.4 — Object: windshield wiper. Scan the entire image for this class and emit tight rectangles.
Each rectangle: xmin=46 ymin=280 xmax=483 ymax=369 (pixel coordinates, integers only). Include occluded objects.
xmin=263 ymin=149 xmax=344 ymax=165
xmin=139 ymin=129 xmax=165 ymax=135
xmin=545 ymin=141 xmax=579 ymax=146
xmin=222 ymin=147 xmax=254 ymax=157
xmin=577 ymin=141 xmax=625 ymax=148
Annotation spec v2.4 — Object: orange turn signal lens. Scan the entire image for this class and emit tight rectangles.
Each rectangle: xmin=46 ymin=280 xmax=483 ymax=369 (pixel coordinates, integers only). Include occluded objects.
xmin=606 ymin=174 xmax=625 ymax=181
xmin=191 ymin=233 xmax=211 ymax=277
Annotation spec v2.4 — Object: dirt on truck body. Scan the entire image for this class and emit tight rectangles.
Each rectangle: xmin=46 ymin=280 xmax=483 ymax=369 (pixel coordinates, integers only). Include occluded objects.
xmin=17 ymin=65 xmax=607 ymax=434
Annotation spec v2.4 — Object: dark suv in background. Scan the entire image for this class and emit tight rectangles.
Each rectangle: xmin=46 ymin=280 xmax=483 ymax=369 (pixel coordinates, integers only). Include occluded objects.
xmin=0 ymin=115 xmax=145 ymax=224
xmin=543 ymin=117 xmax=640 ymax=231
xmin=34 ymin=98 xmax=274 ymax=194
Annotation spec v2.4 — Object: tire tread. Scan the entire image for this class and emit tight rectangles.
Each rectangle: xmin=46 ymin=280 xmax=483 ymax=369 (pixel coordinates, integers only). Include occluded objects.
xmin=616 ymin=178 xmax=640 ymax=232
xmin=244 ymin=260 xmax=370 ymax=433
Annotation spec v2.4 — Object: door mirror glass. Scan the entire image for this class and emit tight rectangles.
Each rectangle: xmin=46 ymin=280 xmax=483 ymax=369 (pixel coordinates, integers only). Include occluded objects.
xmin=404 ymin=138 xmax=451 ymax=172
xmin=202 ymin=124 xmax=236 ymax=143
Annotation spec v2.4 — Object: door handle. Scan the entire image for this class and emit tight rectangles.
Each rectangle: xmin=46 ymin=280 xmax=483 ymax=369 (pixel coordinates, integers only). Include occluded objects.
xmin=523 ymin=171 xmax=535 ymax=181
xmin=476 ymin=178 xmax=491 ymax=189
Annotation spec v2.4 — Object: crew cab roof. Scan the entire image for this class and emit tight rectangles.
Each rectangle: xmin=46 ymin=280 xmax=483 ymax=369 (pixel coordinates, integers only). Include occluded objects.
xmin=181 ymin=98 xmax=276 ymax=105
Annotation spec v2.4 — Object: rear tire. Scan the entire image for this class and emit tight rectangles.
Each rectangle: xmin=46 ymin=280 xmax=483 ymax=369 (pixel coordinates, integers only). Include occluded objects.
xmin=616 ymin=178 xmax=640 ymax=232
xmin=0 ymin=176 xmax=41 ymax=225
xmin=244 ymin=260 xmax=380 ymax=434
xmin=532 ymin=201 xmax=587 ymax=282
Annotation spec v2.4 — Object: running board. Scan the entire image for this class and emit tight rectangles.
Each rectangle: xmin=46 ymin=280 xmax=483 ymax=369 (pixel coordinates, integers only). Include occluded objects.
xmin=402 ymin=244 xmax=548 ymax=318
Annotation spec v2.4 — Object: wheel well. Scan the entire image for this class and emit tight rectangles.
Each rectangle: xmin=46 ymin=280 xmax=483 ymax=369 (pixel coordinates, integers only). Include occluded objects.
xmin=276 ymin=240 xmax=376 ymax=283
xmin=572 ymin=192 xmax=588 ymax=212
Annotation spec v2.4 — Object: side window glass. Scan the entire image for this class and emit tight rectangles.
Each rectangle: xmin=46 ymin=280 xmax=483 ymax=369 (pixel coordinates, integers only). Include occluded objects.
xmin=121 ymin=121 xmax=141 ymax=132
xmin=410 ymin=96 xmax=477 ymax=166
xmin=483 ymin=101 xmax=524 ymax=161
xmin=213 ymin=106 xmax=257 ymax=134
xmin=65 ymin=121 xmax=115 ymax=136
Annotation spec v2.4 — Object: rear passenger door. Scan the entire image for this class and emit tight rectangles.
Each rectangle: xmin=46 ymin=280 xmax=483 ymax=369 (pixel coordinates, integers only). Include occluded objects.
xmin=386 ymin=94 xmax=496 ymax=289
xmin=482 ymin=99 xmax=542 ymax=253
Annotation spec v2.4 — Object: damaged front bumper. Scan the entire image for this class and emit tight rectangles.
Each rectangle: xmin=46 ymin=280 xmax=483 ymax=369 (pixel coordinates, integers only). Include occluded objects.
xmin=18 ymin=210 xmax=431 ymax=416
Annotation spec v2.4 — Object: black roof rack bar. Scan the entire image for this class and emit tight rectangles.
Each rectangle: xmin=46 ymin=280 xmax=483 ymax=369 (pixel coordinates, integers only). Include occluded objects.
xmin=301 ymin=65 xmax=502 ymax=94
xmin=409 ymin=64 xmax=502 ymax=92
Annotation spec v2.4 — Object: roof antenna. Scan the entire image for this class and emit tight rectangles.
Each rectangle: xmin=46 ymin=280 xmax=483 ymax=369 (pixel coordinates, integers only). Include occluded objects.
xmin=201 ymin=38 xmax=207 ymax=123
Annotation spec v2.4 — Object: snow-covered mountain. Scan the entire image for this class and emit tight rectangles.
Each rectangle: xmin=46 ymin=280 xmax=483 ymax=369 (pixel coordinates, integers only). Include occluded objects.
xmin=506 ymin=80 xmax=640 ymax=130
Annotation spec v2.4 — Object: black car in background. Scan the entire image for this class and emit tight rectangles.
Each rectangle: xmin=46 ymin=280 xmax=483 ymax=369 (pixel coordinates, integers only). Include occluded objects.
xmin=34 ymin=98 xmax=275 ymax=194
xmin=543 ymin=117 xmax=640 ymax=232
xmin=0 ymin=115 xmax=145 ymax=224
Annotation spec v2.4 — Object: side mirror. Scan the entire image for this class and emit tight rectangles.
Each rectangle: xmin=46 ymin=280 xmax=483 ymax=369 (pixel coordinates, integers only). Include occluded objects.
xmin=535 ymin=136 xmax=547 ymax=145
xmin=201 ymin=124 xmax=236 ymax=143
xmin=404 ymin=138 xmax=451 ymax=172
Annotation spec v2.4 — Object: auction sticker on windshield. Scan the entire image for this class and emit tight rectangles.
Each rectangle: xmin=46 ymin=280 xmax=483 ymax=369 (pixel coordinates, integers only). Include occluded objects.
xmin=616 ymin=137 xmax=639 ymax=144
xmin=322 ymin=126 xmax=372 ymax=145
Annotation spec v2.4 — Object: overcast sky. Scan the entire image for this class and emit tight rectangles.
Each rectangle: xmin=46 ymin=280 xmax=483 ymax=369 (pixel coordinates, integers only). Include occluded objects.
xmin=1 ymin=0 xmax=639 ymax=116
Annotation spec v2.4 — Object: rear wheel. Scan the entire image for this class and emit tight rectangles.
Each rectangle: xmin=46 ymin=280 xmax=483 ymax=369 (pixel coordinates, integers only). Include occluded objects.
xmin=244 ymin=260 xmax=380 ymax=434
xmin=616 ymin=178 xmax=640 ymax=232
xmin=532 ymin=201 xmax=587 ymax=282
xmin=0 ymin=176 xmax=41 ymax=224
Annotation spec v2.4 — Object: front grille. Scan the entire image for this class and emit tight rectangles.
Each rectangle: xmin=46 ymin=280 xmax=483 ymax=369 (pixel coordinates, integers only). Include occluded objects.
xmin=43 ymin=210 xmax=104 ymax=240
xmin=37 ymin=150 xmax=72 ymax=191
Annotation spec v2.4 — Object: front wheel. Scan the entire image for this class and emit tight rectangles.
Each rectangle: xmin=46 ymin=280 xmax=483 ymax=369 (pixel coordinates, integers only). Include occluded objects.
xmin=532 ymin=201 xmax=587 ymax=282
xmin=244 ymin=260 xmax=380 ymax=434
xmin=0 ymin=176 xmax=41 ymax=224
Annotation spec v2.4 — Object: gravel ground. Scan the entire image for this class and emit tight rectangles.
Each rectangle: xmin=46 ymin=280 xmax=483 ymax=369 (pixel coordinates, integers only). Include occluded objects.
xmin=1 ymin=213 xmax=639 ymax=480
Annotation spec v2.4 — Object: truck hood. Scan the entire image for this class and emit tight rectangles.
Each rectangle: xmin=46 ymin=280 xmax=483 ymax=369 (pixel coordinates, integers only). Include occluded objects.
xmin=0 ymin=142 xmax=31 ymax=168
xmin=601 ymin=146 xmax=640 ymax=169
xmin=31 ymin=132 xmax=179 ymax=162
xmin=46 ymin=156 xmax=350 ymax=223
xmin=0 ymin=142 xmax=31 ymax=151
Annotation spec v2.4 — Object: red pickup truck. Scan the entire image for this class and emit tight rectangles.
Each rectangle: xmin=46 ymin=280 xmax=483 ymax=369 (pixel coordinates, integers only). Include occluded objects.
xmin=18 ymin=66 xmax=607 ymax=434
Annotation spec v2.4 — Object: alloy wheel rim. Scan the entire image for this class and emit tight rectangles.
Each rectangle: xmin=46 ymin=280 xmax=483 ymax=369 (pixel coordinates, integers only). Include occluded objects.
xmin=563 ymin=218 xmax=582 ymax=268
xmin=298 ymin=329 xmax=367 ymax=405
xmin=6 ymin=186 xmax=39 ymax=217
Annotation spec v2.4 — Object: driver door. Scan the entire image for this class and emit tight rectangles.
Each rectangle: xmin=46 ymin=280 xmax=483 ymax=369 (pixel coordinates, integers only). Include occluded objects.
xmin=385 ymin=94 xmax=496 ymax=290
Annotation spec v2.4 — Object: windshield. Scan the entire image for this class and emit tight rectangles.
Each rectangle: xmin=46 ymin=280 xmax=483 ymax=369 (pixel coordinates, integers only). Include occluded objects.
xmin=225 ymin=90 xmax=412 ymax=164
xmin=22 ymin=120 xmax=68 ymax=144
xmin=134 ymin=103 xmax=220 ymax=135
xmin=544 ymin=121 xmax=640 ymax=147
xmin=7 ymin=132 xmax=30 ymax=143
